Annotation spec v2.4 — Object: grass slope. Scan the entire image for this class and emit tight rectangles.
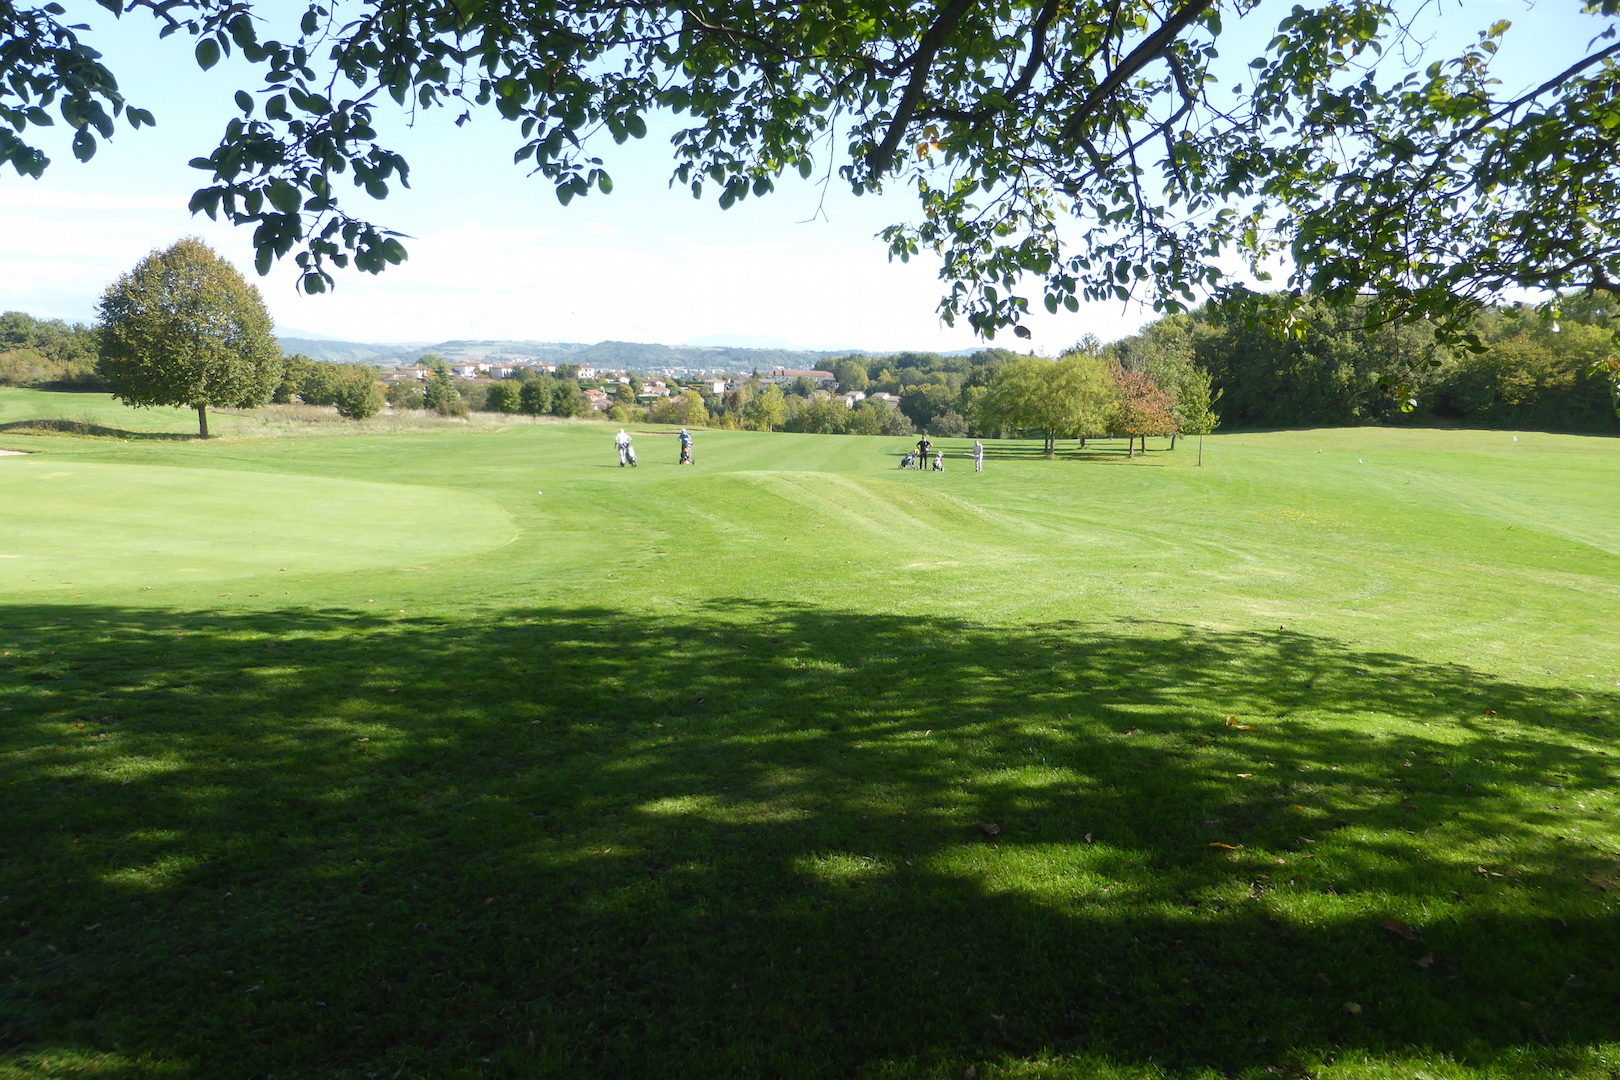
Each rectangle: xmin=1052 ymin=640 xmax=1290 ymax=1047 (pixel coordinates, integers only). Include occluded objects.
xmin=1 ymin=400 xmax=1617 ymax=1079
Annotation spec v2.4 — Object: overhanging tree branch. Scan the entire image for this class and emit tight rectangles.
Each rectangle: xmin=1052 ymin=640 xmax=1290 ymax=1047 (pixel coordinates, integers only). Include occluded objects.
xmin=864 ymin=0 xmax=977 ymax=177
xmin=1057 ymin=0 xmax=1214 ymax=145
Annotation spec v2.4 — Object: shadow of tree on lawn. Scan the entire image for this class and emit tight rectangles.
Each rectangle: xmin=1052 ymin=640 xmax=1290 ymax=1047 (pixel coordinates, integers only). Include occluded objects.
xmin=1 ymin=602 xmax=1616 ymax=1077
xmin=0 ymin=418 xmax=197 ymax=441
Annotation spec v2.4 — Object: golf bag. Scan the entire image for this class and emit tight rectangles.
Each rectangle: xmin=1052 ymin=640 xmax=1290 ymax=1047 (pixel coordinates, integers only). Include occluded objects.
xmin=679 ymin=444 xmax=693 ymax=465
xmin=900 ymin=452 xmax=915 ymax=469
xmin=625 ymin=444 xmax=637 ymax=467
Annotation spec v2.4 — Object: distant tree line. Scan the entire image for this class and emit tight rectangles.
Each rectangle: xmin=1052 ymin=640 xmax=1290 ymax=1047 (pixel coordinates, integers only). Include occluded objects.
xmin=1176 ymin=296 xmax=1619 ymax=433
xmin=397 ymin=359 xmax=599 ymax=419
xmin=11 ymin=285 xmax=1616 ymax=439
xmin=275 ymin=354 xmax=383 ymax=419
xmin=0 ymin=312 xmax=102 ymax=390
xmin=700 ymin=343 xmax=1214 ymax=454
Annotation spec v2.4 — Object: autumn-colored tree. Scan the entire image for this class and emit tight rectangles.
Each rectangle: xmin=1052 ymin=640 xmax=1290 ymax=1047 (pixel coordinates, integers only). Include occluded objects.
xmin=1112 ymin=362 xmax=1177 ymax=457
xmin=96 ymin=237 xmax=280 ymax=437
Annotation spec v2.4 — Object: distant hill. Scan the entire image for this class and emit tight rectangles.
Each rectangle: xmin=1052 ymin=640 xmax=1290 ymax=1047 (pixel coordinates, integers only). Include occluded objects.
xmin=276 ymin=338 xmax=434 ymax=364
xmin=275 ymin=336 xmax=857 ymax=374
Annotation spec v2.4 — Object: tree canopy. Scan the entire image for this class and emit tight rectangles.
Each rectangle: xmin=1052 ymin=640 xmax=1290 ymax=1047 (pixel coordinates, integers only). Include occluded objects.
xmin=980 ymin=353 xmax=1116 ymax=454
xmin=10 ymin=1 xmax=1619 ymax=369
xmin=95 ymin=237 xmax=281 ymax=437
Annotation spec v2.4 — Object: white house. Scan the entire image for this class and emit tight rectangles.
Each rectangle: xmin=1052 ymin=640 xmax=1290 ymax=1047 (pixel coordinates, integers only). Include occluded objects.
xmin=767 ymin=367 xmax=837 ymax=387
xmin=840 ymin=390 xmax=867 ymax=408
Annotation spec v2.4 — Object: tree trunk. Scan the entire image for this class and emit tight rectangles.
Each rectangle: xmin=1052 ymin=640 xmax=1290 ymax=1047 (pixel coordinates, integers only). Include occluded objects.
xmin=1127 ymin=434 xmax=1134 ymax=458
xmin=1080 ymin=436 xmax=1087 ymax=449
xmin=196 ymin=403 xmax=209 ymax=439
xmin=1170 ymin=432 xmax=1177 ymax=450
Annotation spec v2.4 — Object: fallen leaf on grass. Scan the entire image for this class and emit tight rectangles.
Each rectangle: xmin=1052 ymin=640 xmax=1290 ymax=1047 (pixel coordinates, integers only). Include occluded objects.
xmin=1379 ymin=918 xmax=1420 ymax=941
xmin=1416 ymin=954 xmax=1435 ymax=969
xmin=1483 ymin=709 xmax=1497 ymax=716
xmin=1210 ymin=842 xmax=1243 ymax=850
xmin=1342 ymin=1002 xmax=1362 ymax=1016
xmin=977 ymin=822 xmax=1001 ymax=837
xmin=1226 ymin=715 xmax=1257 ymax=731
xmin=1401 ymin=797 xmax=1418 ymax=810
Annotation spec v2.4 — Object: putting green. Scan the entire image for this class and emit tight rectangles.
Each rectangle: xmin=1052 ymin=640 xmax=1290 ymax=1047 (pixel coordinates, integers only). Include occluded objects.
xmin=0 ymin=455 xmax=515 ymax=591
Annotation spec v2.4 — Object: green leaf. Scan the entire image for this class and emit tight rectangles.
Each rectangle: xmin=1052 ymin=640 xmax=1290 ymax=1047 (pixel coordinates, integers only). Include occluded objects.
xmin=71 ymin=129 xmax=96 ymax=162
xmin=195 ymin=38 xmax=221 ymax=71
xmin=235 ymin=90 xmax=254 ymax=115
xmin=266 ymin=178 xmax=301 ymax=215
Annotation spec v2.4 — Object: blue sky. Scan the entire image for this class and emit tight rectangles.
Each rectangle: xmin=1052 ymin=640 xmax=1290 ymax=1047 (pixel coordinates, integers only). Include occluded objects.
xmin=0 ymin=0 xmax=1597 ymax=351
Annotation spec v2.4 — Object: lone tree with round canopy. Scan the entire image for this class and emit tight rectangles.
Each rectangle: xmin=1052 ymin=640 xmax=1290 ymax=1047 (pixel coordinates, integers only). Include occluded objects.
xmin=97 ymin=238 xmax=281 ymax=438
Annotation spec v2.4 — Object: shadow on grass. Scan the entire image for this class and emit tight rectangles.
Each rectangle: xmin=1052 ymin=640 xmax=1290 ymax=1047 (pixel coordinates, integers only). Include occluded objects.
xmin=895 ymin=439 xmax=1179 ymax=463
xmin=1 ymin=603 xmax=1616 ymax=1077
xmin=0 ymin=418 xmax=196 ymax=441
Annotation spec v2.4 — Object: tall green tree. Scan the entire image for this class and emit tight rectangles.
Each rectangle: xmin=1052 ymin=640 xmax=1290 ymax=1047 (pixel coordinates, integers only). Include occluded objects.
xmin=1110 ymin=316 xmax=1218 ymax=446
xmin=422 ymin=358 xmax=463 ymax=416
xmin=550 ymin=381 xmax=587 ymax=418
xmin=744 ymin=384 xmax=787 ymax=432
xmin=980 ymin=355 xmax=1115 ymax=455
xmin=96 ymin=237 xmax=279 ymax=438
xmin=486 ymin=380 xmax=523 ymax=414
xmin=519 ymin=376 xmax=555 ymax=416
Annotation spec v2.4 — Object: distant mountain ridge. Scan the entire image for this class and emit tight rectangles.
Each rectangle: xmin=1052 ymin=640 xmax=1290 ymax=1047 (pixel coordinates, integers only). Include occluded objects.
xmin=276 ymin=336 xmax=862 ymax=373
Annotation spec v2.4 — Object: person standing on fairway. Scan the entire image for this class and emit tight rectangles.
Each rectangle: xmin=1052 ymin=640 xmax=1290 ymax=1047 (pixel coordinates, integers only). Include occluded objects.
xmin=916 ymin=431 xmax=931 ymax=468
xmin=615 ymin=428 xmax=632 ymax=467
xmin=678 ymin=427 xmax=693 ymax=465
xmin=973 ymin=440 xmax=984 ymax=472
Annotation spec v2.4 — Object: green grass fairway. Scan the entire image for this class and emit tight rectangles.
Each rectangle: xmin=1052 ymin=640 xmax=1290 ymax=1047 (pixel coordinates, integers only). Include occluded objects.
xmin=1 ymin=409 xmax=1617 ymax=1080
xmin=0 ymin=458 xmax=514 ymax=592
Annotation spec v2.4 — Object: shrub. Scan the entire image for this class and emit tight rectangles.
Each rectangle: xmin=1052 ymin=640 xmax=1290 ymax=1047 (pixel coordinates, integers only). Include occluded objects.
xmin=333 ymin=372 xmax=384 ymax=419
